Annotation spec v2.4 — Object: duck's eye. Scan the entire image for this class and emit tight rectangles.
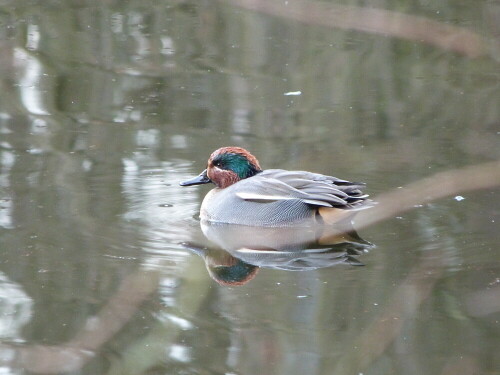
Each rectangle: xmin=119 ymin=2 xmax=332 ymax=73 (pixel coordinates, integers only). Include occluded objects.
xmin=213 ymin=160 xmax=222 ymax=168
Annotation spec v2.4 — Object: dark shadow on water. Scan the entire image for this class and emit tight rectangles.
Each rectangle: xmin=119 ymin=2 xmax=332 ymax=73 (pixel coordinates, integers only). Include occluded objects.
xmin=183 ymin=220 xmax=374 ymax=286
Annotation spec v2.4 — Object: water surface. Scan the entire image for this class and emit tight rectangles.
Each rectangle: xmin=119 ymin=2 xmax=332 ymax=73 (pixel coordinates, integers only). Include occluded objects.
xmin=0 ymin=1 xmax=499 ymax=374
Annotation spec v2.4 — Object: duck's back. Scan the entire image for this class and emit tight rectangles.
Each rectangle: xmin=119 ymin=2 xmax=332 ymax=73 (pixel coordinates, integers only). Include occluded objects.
xmin=200 ymin=169 xmax=369 ymax=227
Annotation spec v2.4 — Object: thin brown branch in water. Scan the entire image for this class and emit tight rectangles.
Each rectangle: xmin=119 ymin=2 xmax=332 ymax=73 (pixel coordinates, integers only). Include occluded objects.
xmin=1 ymin=269 xmax=160 ymax=373
xmin=222 ymin=0 xmax=487 ymax=58
xmin=331 ymin=252 xmax=444 ymax=374
xmin=352 ymin=160 xmax=500 ymax=231
xmin=324 ymin=160 xmax=499 ymax=373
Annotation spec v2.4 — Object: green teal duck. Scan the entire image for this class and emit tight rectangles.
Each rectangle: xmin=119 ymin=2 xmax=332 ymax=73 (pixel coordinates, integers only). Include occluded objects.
xmin=180 ymin=146 xmax=371 ymax=226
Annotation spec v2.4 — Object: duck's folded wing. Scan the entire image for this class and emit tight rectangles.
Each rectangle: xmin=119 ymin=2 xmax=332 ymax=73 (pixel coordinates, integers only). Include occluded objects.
xmin=235 ymin=170 xmax=372 ymax=209
xmin=234 ymin=175 xmax=353 ymax=208
xmin=268 ymin=169 xmax=370 ymax=206
xmin=263 ymin=169 xmax=367 ymax=194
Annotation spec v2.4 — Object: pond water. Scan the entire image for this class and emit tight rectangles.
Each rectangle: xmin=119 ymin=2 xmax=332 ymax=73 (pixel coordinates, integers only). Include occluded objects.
xmin=0 ymin=1 xmax=499 ymax=374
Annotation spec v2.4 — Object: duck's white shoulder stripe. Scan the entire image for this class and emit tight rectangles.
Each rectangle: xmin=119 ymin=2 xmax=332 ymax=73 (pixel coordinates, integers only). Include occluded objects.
xmin=235 ymin=192 xmax=333 ymax=207
xmin=236 ymin=192 xmax=294 ymax=202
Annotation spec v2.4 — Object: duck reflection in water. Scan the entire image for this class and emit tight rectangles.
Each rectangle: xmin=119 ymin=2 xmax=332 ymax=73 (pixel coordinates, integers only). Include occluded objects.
xmin=180 ymin=146 xmax=374 ymax=285
xmin=184 ymin=221 xmax=373 ymax=286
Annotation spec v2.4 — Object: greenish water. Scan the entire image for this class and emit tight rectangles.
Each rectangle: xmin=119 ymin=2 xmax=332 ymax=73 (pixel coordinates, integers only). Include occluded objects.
xmin=0 ymin=1 xmax=499 ymax=374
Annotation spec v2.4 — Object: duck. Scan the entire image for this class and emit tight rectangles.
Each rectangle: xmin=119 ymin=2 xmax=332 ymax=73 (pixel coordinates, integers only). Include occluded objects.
xmin=180 ymin=146 xmax=371 ymax=226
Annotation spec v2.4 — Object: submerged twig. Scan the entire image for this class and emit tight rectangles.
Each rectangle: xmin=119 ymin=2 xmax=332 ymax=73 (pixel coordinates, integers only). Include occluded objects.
xmin=222 ymin=0 xmax=487 ymax=58
xmin=0 ymin=260 xmax=210 ymax=374
xmin=325 ymin=160 xmax=500 ymax=374
xmin=352 ymin=160 xmax=500 ymax=231
xmin=331 ymin=251 xmax=445 ymax=374
xmin=0 ymin=269 xmax=160 ymax=373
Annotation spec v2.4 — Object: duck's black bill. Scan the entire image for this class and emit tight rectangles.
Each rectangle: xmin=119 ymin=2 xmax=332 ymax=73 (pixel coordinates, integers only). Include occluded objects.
xmin=180 ymin=169 xmax=212 ymax=186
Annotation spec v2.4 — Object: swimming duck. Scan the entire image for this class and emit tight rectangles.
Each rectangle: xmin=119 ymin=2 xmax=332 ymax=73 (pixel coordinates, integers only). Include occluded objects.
xmin=180 ymin=147 xmax=371 ymax=226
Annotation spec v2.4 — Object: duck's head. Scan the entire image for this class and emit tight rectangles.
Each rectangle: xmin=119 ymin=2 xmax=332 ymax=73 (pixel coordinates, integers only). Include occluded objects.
xmin=205 ymin=253 xmax=259 ymax=286
xmin=180 ymin=147 xmax=262 ymax=189
xmin=184 ymin=245 xmax=259 ymax=286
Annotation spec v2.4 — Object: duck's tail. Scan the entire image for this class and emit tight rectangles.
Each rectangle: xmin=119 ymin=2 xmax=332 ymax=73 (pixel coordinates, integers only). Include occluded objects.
xmin=315 ymin=206 xmax=373 ymax=246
